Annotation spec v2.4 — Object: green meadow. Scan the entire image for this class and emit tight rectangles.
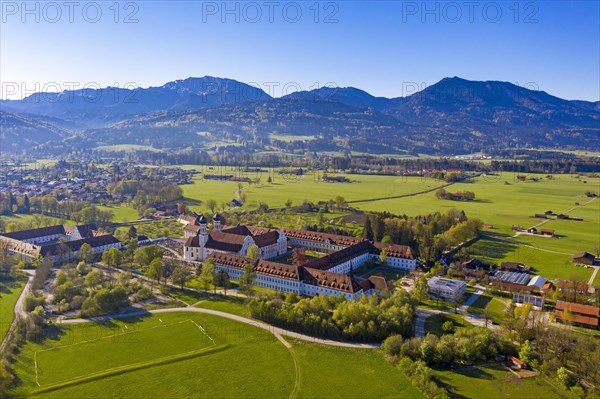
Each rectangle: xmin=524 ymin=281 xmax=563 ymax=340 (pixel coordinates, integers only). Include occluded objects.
xmin=181 ymin=173 xmax=446 ymax=213
xmin=96 ymin=205 xmax=139 ymax=223
xmin=466 ymin=236 xmax=592 ymax=281
xmin=9 ymin=311 xmax=421 ymax=398
xmin=424 ymin=313 xmax=473 ymax=336
xmin=12 ymin=312 xmax=295 ymax=398
xmin=0 ymin=274 xmax=28 ymax=341
xmin=290 ymin=339 xmax=423 ymax=399
xmin=433 ymin=362 xmax=572 ymax=399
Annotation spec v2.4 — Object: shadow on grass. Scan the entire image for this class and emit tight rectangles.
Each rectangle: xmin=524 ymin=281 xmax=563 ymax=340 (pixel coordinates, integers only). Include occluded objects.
xmin=469 ymin=295 xmax=492 ymax=309
xmin=453 ymin=364 xmax=494 ymax=380
xmin=0 ymin=274 xmax=28 ymax=295
xmin=431 ymin=376 xmax=470 ymax=399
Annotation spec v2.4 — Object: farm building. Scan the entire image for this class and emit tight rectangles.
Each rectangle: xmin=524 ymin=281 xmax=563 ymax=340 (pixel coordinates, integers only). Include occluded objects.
xmin=572 ymin=252 xmax=598 ymax=265
xmin=554 ymin=301 xmax=599 ymax=329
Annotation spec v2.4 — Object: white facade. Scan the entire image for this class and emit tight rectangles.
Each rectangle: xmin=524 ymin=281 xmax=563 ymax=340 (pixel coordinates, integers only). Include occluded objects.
xmin=286 ymin=237 xmax=346 ymax=252
xmin=214 ymin=262 xmax=363 ymax=300
xmin=385 ymin=256 xmax=417 ymax=270
xmin=427 ymin=277 xmax=467 ymax=302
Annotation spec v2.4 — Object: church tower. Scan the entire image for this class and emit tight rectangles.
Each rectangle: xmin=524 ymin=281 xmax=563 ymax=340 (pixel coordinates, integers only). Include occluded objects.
xmin=213 ymin=213 xmax=222 ymax=232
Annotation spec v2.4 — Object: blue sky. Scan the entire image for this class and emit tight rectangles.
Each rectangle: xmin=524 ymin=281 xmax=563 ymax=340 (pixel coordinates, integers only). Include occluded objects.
xmin=1 ymin=1 xmax=599 ymax=100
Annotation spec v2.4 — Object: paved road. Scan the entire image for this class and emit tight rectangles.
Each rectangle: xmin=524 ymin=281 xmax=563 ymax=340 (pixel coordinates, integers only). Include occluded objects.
xmin=588 ymin=266 xmax=599 ymax=292
xmin=414 ymin=309 xmax=442 ymax=337
xmin=58 ymin=307 xmax=380 ymax=349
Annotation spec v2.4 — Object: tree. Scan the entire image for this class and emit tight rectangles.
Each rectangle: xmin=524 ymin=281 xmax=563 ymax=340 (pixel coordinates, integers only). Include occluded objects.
xmin=128 ymin=225 xmax=138 ymax=239
xmin=0 ymin=359 xmax=15 ymax=393
xmin=519 ymin=340 xmax=534 ymax=364
xmin=557 ymin=367 xmax=575 ymax=389
xmin=285 ymin=199 xmax=292 ymax=210
xmin=206 ymin=199 xmax=217 ymax=214
xmin=177 ymin=202 xmax=187 ymax=215
xmin=452 ymin=295 xmax=465 ymax=314
xmin=214 ymin=270 xmax=231 ymax=296
xmin=379 ymin=248 xmax=388 ymax=265
xmin=200 ymin=258 xmax=215 ymax=292
xmin=102 ymin=248 xmax=122 ymax=266
xmin=334 ymin=195 xmax=346 ymax=210
xmin=146 ymin=258 xmax=164 ymax=284
xmin=442 ymin=321 xmax=454 ymax=334
xmin=85 ymin=270 xmax=101 ymax=288
xmin=171 ymin=265 xmax=191 ymax=289
xmin=239 ymin=263 xmax=256 ymax=296
xmin=413 ymin=276 xmax=428 ymax=303
xmin=246 ymin=244 xmax=259 ymax=260
xmin=134 ymin=245 xmax=163 ymax=267
xmin=364 ymin=217 xmax=374 ymax=240
xmin=483 ymin=302 xmax=493 ymax=328
xmin=23 ymin=193 xmax=30 ymax=213
xmin=79 ymin=243 xmax=94 ymax=263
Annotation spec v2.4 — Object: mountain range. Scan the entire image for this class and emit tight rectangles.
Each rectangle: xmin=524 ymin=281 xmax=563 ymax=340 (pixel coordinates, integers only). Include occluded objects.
xmin=1 ymin=76 xmax=598 ymax=156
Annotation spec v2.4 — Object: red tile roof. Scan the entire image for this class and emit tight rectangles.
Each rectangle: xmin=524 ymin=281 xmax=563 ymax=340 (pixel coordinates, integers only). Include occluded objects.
xmin=205 ymin=232 xmax=247 ymax=252
xmin=372 ymin=242 xmax=415 ymax=259
xmin=282 ymin=228 xmax=365 ymax=247
xmin=255 ymin=260 xmax=300 ymax=281
xmin=302 ymin=267 xmax=362 ymax=294
xmin=253 ymin=231 xmax=280 ymax=248
xmin=556 ymin=301 xmax=599 ymax=317
xmin=303 ymin=241 xmax=372 ymax=271
xmin=555 ymin=310 xmax=599 ymax=327
xmin=209 ymin=252 xmax=254 ymax=269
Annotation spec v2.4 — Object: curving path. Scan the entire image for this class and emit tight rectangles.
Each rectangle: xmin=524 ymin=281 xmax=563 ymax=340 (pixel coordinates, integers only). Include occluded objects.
xmin=57 ymin=307 xmax=380 ymax=349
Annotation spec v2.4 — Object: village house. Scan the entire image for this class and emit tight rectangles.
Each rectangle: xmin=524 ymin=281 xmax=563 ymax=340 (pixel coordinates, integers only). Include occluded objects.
xmin=572 ymin=252 xmax=599 ymax=266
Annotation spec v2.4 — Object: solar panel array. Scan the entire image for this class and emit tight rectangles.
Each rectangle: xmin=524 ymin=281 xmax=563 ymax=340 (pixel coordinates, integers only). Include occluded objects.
xmin=498 ymin=271 xmax=531 ymax=285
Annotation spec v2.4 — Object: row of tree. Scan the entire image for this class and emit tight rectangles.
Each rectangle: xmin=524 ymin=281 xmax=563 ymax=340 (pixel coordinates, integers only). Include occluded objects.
xmin=249 ymin=290 xmax=416 ymax=342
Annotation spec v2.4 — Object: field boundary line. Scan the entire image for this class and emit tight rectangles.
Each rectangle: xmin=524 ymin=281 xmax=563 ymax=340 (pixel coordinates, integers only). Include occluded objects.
xmin=37 ymin=319 xmax=191 ymax=354
xmin=345 ymin=174 xmax=479 ymax=205
xmin=33 ymin=344 xmax=228 ymax=393
xmin=34 ymin=319 xmax=207 ymax=386
xmin=189 ymin=319 xmax=216 ymax=347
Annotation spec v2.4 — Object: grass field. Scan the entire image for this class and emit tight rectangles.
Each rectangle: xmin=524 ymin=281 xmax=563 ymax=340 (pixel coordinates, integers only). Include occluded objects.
xmin=34 ymin=318 xmax=215 ymax=386
xmin=424 ymin=313 xmax=473 ymax=335
xmin=181 ymin=173 xmax=447 ymax=213
xmin=355 ymin=174 xmax=599 ymax=236
xmin=12 ymin=312 xmax=295 ymax=398
xmin=433 ymin=362 xmax=572 ymax=399
xmin=0 ymin=274 xmax=28 ymax=340
xmin=467 ymin=295 xmax=507 ymax=325
xmin=96 ymin=144 xmax=163 ymax=152
xmin=290 ymin=339 xmax=424 ymax=399
xmin=1 ymin=213 xmax=66 ymax=227
xmin=10 ymin=311 xmax=423 ymax=398
xmin=96 ymin=205 xmax=139 ymax=223
xmin=466 ymin=236 xmax=593 ymax=281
